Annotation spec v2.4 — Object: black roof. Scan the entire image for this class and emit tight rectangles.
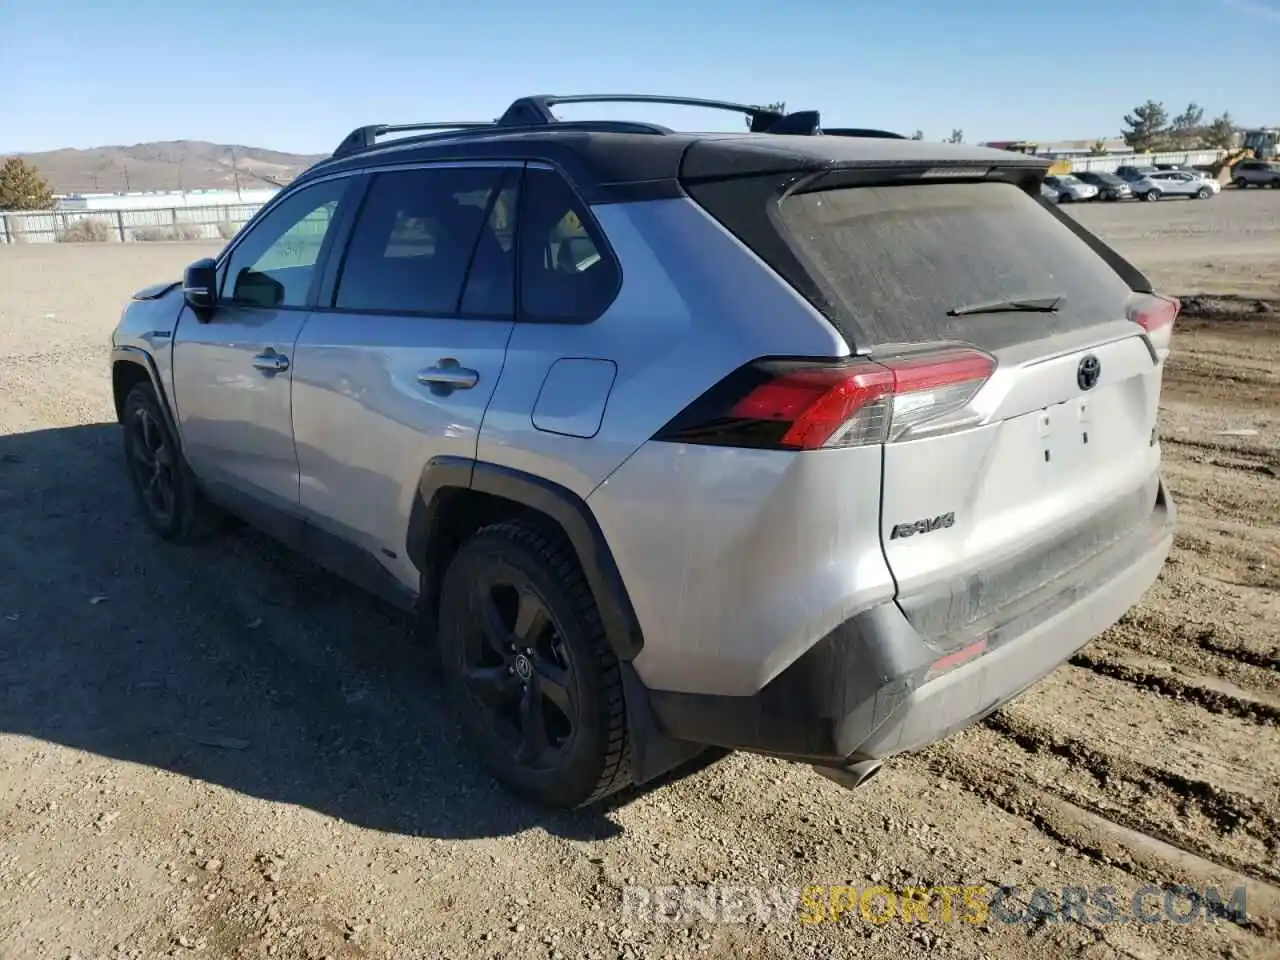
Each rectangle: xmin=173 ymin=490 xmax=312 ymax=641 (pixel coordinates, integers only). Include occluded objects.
xmin=294 ymin=93 xmax=1049 ymax=203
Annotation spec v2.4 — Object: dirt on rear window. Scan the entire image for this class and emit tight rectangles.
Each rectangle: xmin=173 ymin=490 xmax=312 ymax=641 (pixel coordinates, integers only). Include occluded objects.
xmin=776 ymin=181 xmax=1135 ymax=351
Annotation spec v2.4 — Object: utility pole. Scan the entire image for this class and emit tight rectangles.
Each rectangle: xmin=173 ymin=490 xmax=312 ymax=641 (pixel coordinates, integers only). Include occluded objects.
xmin=123 ymin=165 xmax=131 ymax=193
xmin=230 ymin=147 xmax=242 ymax=199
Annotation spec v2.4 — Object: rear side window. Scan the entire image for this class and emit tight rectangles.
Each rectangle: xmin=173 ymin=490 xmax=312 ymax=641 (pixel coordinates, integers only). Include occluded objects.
xmin=518 ymin=168 xmax=619 ymax=323
xmin=334 ymin=166 xmax=515 ymax=316
xmin=774 ymin=181 xmax=1133 ymax=351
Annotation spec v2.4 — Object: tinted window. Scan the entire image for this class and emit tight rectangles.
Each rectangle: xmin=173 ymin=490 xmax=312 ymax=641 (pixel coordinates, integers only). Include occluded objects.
xmin=460 ymin=173 xmax=519 ymax=316
xmin=222 ymin=178 xmax=348 ymax=308
xmin=775 ymin=181 xmax=1133 ymax=351
xmin=334 ymin=167 xmax=514 ymax=315
xmin=518 ymin=168 xmax=619 ymax=323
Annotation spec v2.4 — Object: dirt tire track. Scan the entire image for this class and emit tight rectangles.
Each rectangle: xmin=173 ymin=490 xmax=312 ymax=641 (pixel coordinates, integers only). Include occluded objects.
xmin=1069 ymin=651 xmax=1280 ymax=726
xmin=910 ymin=743 xmax=1279 ymax=935
xmin=978 ymin=712 xmax=1280 ymax=884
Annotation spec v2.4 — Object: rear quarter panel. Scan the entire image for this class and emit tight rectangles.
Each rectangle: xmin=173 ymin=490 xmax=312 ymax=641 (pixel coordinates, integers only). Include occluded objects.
xmin=476 ymin=197 xmax=849 ymax=497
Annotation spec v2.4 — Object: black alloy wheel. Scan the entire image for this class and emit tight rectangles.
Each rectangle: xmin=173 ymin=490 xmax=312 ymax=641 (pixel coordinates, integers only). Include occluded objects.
xmin=461 ymin=574 xmax=577 ymax=770
xmin=125 ymin=398 xmax=178 ymax=527
xmin=436 ymin=521 xmax=632 ymax=809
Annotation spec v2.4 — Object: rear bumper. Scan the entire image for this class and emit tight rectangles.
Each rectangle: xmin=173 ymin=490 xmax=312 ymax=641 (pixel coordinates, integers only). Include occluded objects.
xmin=647 ymin=478 xmax=1175 ymax=766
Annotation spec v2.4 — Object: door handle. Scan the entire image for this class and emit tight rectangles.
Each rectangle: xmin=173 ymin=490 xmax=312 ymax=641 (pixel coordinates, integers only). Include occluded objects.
xmin=417 ymin=359 xmax=479 ymax=390
xmin=252 ymin=351 xmax=290 ymax=373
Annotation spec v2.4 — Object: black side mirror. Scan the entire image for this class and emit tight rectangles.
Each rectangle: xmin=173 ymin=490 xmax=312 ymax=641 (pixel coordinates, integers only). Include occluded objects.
xmin=183 ymin=258 xmax=218 ymax=317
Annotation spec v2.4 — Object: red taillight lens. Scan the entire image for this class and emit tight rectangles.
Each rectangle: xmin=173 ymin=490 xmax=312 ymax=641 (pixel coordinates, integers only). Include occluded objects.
xmin=728 ymin=365 xmax=895 ymax=449
xmin=1128 ymin=293 xmax=1179 ymax=358
xmin=655 ymin=347 xmax=995 ymax=451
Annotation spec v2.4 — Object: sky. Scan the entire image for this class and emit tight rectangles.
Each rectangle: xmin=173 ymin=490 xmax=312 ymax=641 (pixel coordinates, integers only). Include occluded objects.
xmin=1 ymin=0 xmax=1277 ymax=155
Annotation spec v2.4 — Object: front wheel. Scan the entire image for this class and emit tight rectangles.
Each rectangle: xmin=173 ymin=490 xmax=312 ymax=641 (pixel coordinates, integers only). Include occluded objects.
xmin=121 ymin=382 xmax=221 ymax=542
xmin=1197 ymin=186 xmax=1212 ymax=199
xmin=437 ymin=521 xmax=632 ymax=809
xmin=1059 ymin=193 xmax=1072 ymax=204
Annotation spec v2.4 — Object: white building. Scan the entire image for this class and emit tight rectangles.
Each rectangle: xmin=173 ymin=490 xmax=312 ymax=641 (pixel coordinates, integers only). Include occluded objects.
xmin=56 ymin=188 xmax=280 ymax=212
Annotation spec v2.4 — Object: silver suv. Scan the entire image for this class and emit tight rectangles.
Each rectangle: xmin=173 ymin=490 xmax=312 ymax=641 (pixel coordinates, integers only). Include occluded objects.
xmin=1232 ymin=160 xmax=1280 ymax=188
xmin=110 ymin=94 xmax=1177 ymax=809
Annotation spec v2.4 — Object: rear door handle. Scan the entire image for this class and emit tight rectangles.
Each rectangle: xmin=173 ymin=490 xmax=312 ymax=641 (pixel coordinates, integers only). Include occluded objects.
xmin=252 ymin=351 xmax=289 ymax=373
xmin=417 ymin=359 xmax=479 ymax=390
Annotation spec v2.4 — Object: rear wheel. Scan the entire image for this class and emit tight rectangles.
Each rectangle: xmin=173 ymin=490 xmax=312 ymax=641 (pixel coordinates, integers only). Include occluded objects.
xmin=437 ymin=521 xmax=631 ymax=809
xmin=1144 ymin=190 xmax=1161 ymax=202
xmin=121 ymin=382 xmax=220 ymax=542
xmin=1233 ymin=177 xmax=1248 ymax=188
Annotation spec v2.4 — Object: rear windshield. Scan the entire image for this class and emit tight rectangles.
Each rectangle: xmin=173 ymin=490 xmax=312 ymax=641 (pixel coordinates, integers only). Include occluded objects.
xmin=775 ymin=181 xmax=1133 ymax=351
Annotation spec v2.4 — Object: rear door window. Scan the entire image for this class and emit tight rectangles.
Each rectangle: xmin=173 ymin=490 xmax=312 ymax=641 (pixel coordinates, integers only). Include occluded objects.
xmin=333 ymin=166 xmax=515 ymax=316
xmin=775 ymin=181 xmax=1133 ymax=351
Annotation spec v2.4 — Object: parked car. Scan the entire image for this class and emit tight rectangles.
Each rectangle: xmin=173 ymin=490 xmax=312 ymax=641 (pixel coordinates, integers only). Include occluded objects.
xmin=1043 ymin=174 xmax=1100 ymax=202
xmin=1039 ymin=182 xmax=1061 ymax=203
xmin=1232 ymin=160 xmax=1280 ymax=188
xmin=1073 ymin=171 xmax=1133 ymax=201
xmin=1133 ymin=170 xmax=1219 ymax=201
xmin=1115 ymin=165 xmax=1158 ymax=183
xmin=109 ymin=93 xmax=1177 ymax=810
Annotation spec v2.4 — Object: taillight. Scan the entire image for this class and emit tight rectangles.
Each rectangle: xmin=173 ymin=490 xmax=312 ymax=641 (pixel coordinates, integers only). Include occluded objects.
xmin=654 ymin=347 xmax=995 ymax=450
xmin=1128 ymin=292 xmax=1179 ymax=358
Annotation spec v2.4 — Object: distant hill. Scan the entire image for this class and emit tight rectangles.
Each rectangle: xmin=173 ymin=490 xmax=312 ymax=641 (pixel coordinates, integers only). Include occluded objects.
xmin=9 ymin=141 xmax=327 ymax=195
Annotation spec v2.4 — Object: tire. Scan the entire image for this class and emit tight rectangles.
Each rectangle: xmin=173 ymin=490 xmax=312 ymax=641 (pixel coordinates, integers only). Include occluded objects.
xmin=1233 ymin=177 xmax=1248 ymax=188
xmin=121 ymin=382 xmax=221 ymax=542
xmin=1144 ymin=190 xmax=1161 ymax=202
xmin=1059 ymin=194 xmax=1072 ymax=204
xmin=1197 ymin=186 xmax=1212 ymax=199
xmin=437 ymin=520 xmax=632 ymax=809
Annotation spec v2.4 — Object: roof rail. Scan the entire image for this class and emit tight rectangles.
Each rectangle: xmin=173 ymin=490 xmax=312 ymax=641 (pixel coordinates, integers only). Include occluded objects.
xmin=333 ymin=122 xmax=492 ymax=158
xmin=822 ymin=127 xmax=907 ymax=140
xmin=327 ymin=97 xmax=908 ymax=163
xmin=496 ymin=94 xmax=798 ymax=133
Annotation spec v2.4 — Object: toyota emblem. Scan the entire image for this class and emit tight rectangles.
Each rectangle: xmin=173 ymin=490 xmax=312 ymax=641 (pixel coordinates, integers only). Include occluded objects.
xmin=1077 ymin=355 xmax=1101 ymax=391
xmin=513 ymin=654 xmax=534 ymax=681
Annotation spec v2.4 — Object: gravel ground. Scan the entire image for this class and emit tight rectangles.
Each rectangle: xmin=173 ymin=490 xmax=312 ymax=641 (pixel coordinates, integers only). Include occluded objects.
xmin=1 ymin=190 xmax=1278 ymax=960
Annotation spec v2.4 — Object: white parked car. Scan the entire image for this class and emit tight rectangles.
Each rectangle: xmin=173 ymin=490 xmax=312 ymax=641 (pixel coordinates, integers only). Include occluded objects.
xmin=1133 ymin=170 xmax=1220 ymax=201
xmin=1043 ymin=175 xmax=1099 ymax=203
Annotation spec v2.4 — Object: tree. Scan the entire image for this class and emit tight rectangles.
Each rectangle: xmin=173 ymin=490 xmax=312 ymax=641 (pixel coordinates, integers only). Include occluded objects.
xmin=1088 ymin=138 xmax=1110 ymax=156
xmin=1201 ymin=111 xmax=1237 ymax=150
xmin=945 ymin=129 xmax=964 ymax=144
xmin=746 ymin=101 xmax=787 ymax=130
xmin=1170 ymin=103 xmax=1205 ymax=148
xmin=910 ymin=129 xmax=924 ymax=140
xmin=0 ymin=157 xmax=54 ymax=210
xmin=1121 ymin=101 xmax=1169 ymax=153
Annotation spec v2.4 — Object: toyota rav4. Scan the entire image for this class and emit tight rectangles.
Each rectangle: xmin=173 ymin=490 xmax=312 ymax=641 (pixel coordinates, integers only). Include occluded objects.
xmin=110 ymin=94 xmax=1177 ymax=809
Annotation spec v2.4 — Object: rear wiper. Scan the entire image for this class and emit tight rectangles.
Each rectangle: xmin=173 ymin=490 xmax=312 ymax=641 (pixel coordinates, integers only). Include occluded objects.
xmin=947 ymin=295 xmax=1064 ymax=317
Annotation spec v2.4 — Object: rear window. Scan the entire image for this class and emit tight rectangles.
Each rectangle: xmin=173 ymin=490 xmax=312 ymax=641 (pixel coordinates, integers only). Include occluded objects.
xmin=774 ymin=181 xmax=1133 ymax=351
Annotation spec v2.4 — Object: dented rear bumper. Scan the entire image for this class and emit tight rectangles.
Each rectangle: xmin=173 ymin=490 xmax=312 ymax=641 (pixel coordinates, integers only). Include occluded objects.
xmin=646 ymin=477 xmax=1175 ymax=766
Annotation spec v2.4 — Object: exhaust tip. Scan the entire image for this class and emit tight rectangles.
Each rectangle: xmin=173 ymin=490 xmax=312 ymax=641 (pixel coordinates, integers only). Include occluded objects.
xmin=813 ymin=759 xmax=883 ymax=791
